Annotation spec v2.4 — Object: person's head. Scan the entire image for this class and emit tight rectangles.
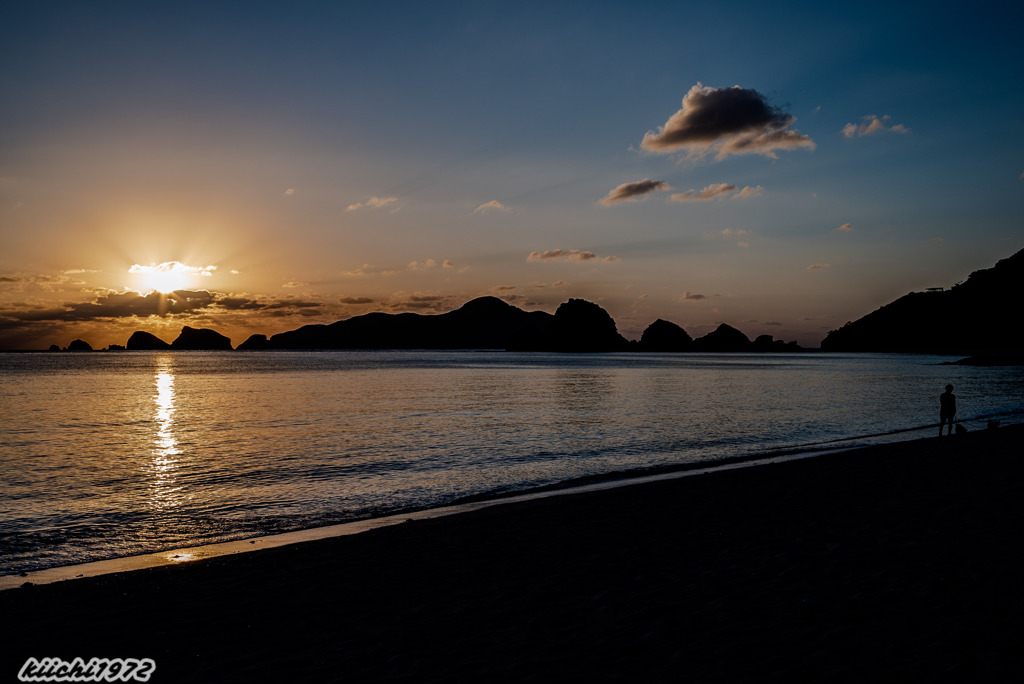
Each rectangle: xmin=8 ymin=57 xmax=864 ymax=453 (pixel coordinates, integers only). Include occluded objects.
xmin=945 ymin=384 xmax=954 ymax=392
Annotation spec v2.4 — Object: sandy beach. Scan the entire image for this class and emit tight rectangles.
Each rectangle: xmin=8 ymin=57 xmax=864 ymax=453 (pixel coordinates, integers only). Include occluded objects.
xmin=4 ymin=424 xmax=1024 ymax=682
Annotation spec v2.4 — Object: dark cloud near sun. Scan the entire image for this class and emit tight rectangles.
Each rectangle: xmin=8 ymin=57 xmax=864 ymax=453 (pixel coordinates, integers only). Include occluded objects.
xmin=599 ymin=179 xmax=673 ymax=206
xmin=0 ymin=289 xmax=323 ymax=324
xmin=641 ymin=83 xmax=815 ymax=159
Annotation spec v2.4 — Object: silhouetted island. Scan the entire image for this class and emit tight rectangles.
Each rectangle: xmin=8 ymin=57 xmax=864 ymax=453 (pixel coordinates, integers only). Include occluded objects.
xmin=269 ymin=296 xmax=553 ymax=351
xmin=821 ymin=248 xmax=1024 ymax=353
xmin=639 ymin=319 xmax=694 ymax=352
xmin=507 ymin=298 xmax=629 ymax=352
xmin=171 ymin=326 xmax=233 ymax=351
xmin=126 ymin=331 xmax=172 ymax=350
xmin=97 ymin=296 xmax=799 ymax=354
xmin=237 ymin=334 xmax=270 ymax=350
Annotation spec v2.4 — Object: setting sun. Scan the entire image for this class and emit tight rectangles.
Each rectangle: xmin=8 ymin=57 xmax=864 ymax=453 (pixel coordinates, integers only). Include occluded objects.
xmin=129 ymin=261 xmax=215 ymax=294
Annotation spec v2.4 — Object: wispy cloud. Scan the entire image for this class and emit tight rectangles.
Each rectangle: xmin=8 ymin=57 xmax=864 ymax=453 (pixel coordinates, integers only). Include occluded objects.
xmin=473 ymin=200 xmax=509 ymax=214
xmin=284 ymin=187 xmax=298 ymax=196
xmin=342 ymin=264 xmax=398 ymax=276
xmin=641 ymin=83 xmax=815 ymax=159
xmin=346 ymin=196 xmax=399 ymax=211
xmin=527 ymin=249 xmax=620 ymax=263
xmin=339 ymin=296 xmax=375 ymax=305
xmin=670 ymin=183 xmax=736 ymax=202
xmin=807 ymin=264 xmax=830 ymax=271
xmin=672 ymin=184 xmax=764 ymax=202
xmin=835 ymin=223 xmax=853 ymax=232
xmin=681 ymin=291 xmax=710 ymax=301
xmin=407 ymin=258 xmax=456 ymax=271
xmin=841 ymin=115 xmax=909 ymax=138
xmin=599 ymin=179 xmax=673 ymax=206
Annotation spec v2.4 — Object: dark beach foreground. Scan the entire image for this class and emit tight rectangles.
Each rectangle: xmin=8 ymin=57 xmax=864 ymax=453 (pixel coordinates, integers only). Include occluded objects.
xmin=4 ymin=426 xmax=1024 ymax=683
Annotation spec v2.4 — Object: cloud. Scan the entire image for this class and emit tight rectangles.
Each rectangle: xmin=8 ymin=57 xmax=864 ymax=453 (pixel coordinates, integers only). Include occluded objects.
xmin=807 ymin=264 xmax=830 ymax=271
xmin=732 ymin=185 xmax=764 ymax=199
xmin=408 ymin=258 xmax=456 ymax=270
xmin=835 ymin=223 xmax=853 ymax=232
xmin=339 ymin=297 xmax=375 ymax=305
xmin=670 ymin=183 xmax=737 ymax=202
xmin=599 ymin=179 xmax=673 ymax=206
xmin=282 ymin=281 xmax=309 ymax=288
xmin=641 ymin=83 xmax=815 ymax=159
xmin=682 ymin=291 xmax=709 ymax=301
xmin=527 ymin=249 xmax=620 ymax=263
xmin=841 ymin=115 xmax=909 ymax=138
xmin=284 ymin=187 xmax=297 ymax=196
xmin=342 ymin=264 xmax=398 ymax=276
xmin=473 ymin=200 xmax=509 ymax=214
xmin=346 ymin=196 xmax=399 ymax=211
xmin=0 ymin=272 xmax=88 ymax=290
xmin=0 ymin=289 xmax=321 ymax=325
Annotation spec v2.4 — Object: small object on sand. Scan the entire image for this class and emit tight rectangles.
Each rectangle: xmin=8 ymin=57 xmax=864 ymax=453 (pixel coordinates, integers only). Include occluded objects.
xmin=19 ymin=571 xmax=27 ymax=577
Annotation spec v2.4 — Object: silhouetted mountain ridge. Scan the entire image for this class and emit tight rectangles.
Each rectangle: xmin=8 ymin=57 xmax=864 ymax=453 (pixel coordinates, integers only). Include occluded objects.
xmin=821 ymin=249 xmax=1024 ymax=353
xmin=53 ymin=296 xmax=803 ymax=353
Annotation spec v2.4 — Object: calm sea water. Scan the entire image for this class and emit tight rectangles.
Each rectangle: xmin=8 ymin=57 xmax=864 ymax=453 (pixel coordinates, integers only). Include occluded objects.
xmin=2 ymin=351 xmax=1022 ymax=574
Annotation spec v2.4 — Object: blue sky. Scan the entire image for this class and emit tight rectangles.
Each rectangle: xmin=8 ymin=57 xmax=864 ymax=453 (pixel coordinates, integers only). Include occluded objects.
xmin=1 ymin=0 xmax=1022 ymax=348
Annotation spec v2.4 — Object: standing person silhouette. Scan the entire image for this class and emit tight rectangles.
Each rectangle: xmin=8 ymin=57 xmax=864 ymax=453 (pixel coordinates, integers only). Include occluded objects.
xmin=939 ymin=384 xmax=956 ymax=436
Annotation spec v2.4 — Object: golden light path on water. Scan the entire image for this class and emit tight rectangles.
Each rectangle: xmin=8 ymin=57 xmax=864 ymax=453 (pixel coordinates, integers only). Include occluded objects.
xmin=147 ymin=358 xmax=184 ymax=515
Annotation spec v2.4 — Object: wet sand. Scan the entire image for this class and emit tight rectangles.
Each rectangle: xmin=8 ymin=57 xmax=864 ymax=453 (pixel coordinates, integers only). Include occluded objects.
xmin=4 ymin=425 xmax=1024 ymax=682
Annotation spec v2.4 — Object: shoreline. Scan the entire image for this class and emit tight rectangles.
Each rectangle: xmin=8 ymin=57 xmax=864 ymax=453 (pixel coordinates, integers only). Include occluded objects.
xmin=0 ymin=446 xmax=832 ymax=591
xmin=4 ymin=424 xmax=1024 ymax=681
xmin=0 ymin=419 xmax=963 ymax=589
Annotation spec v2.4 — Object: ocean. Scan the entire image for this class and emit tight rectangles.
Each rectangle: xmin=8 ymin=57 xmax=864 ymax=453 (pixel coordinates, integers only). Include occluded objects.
xmin=2 ymin=350 xmax=1022 ymax=575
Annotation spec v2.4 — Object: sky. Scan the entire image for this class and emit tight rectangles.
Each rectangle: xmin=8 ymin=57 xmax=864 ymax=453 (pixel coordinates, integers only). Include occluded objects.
xmin=1 ymin=0 xmax=1022 ymax=350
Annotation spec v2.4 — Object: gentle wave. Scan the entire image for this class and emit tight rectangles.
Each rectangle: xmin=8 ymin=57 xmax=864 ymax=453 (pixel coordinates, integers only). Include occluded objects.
xmin=2 ymin=351 xmax=1023 ymax=574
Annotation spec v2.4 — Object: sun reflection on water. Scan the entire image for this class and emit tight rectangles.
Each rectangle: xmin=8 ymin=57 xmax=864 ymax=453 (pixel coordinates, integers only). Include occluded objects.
xmin=148 ymin=360 xmax=184 ymax=511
